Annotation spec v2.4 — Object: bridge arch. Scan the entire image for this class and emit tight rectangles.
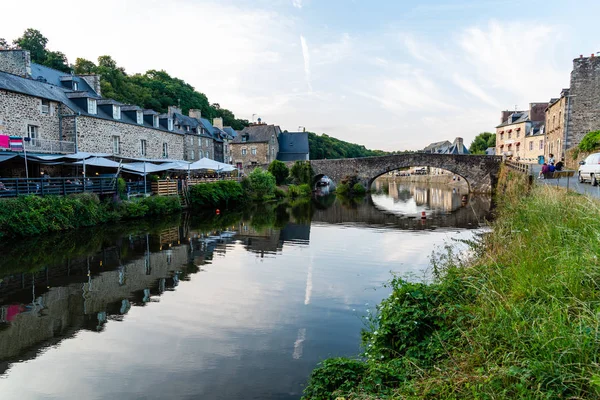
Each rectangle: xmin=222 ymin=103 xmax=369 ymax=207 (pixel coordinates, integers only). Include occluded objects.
xmin=366 ymin=163 xmax=472 ymax=193
xmin=309 ymin=154 xmax=502 ymax=194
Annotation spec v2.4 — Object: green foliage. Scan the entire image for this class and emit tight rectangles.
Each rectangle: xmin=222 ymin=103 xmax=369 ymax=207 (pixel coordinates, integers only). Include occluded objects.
xmin=288 ymin=184 xmax=312 ymax=199
xmin=578 ymin=130 xmax=600 ymax=152
xmin=0 ymin=194 xmax=117 ymax=238
xmin=243 ymin=168 xmax=276 ymax=200
xmin=303 ymin=358 xmax=367 ymax=399
xmin=13 ymin=28 xmax=70 ymax=72
xmin=335 ymin=176 xmax=367 ymax=197
xmin=117 ymin=177 xmax=127 ymax=199
xmin=469 ymin=132 xmax=496 ymax=154
xmin=308 ymin=131 xmax=389 ymax=159
xmin=305 ymin=178 xmax=600 ymax=399
xmin=0 ymin=194 xmax=182 ymax=238
xmin=274 ymin=188 xmax=286 ymax=199
xmin=290 ymin=161 xmax=314 ymax=185
xmin=188 ymin=180 xmax=245 ymax=208
xmin=267 ymin=160 xmax=289 ymax=185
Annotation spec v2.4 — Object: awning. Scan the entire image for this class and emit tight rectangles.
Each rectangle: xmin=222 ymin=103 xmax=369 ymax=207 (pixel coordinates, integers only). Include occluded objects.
xmin=188 ymin=158 xmax=222 ymax=170
xmin=72 ymin=157 xmax=122 ymax=168
xmin=508 ymin=129 xmax=513 ymax=133
xmin=516 ymin=142 xmax=521 ymax=146
xmin=500 ymin=144 xmax=504 ymax=148
xmin=0 ymin=153 xmax=18 ymax=163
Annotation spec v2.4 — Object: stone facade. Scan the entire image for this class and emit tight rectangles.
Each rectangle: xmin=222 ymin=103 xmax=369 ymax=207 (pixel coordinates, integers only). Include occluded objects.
xmin=0 ymin=50 xmax=31 ymax=77
xmin=0 ymin=89 xmax=62 ymax=141
xmin=495 ymin=103 xmax=547 ymax=163
xmin=232 ymin=142 xmax=271 ymax=168
xmin=566 ymin=55 xmax=600 ymax=153
xmin=522 ymin=131 xmax=545 ymax=162
xmin=545 ymin=90 xmax=569 ymax=162
xmin=66 ymin=115 xmax=184 ymax=159
xmin=311 ymin=154 xmax=502 ymax=194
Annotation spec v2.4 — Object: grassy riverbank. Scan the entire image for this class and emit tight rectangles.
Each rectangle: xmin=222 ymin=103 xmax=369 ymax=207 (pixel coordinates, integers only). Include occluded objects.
xmin=303 ymin=167 xmax=600 ymax=399
xmin=0 ymin=194 xmax=181 ymax=238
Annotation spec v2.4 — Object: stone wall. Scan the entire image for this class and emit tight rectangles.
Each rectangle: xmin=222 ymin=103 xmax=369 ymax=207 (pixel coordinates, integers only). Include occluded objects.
xmin=546 ymin=95 xmax=568 ymax=162
xmin=567 ymin=55 xmax=600 ymax=149
xmin=311 ymin=154 xmax=502 ymax=194
xmin=67 ymin=115 xmax=184 ymax=159
xmin=0 ymin=50 xmax=31 ymax=77
xmin=0 ymin=89 xmax=62 ymax=140
xmin=231 ymin=142 xmax=270 ymax=168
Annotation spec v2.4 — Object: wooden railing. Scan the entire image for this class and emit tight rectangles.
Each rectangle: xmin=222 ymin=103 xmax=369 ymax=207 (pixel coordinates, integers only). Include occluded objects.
xmin=505 ymin=160 xmax=531 ymax=175
xmin=0 ymin=177 xmax=116 ymax=198
xmin=151 ymin=180 xmax=179 ymax=196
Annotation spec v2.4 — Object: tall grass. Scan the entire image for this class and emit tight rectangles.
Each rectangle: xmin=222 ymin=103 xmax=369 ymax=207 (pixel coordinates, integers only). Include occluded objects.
xmin=303 ymin=167 xmax=600 ymax=399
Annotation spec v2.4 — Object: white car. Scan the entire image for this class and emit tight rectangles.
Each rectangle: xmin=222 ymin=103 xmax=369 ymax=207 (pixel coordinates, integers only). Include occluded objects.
xmin=578 ymin=153 xmax=600 ymax=185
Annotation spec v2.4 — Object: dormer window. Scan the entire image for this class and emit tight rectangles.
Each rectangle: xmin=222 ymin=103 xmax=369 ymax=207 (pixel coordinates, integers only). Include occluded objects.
xmin=113 ymin=105 xmax=121 ymax=120
xmin=73 ymin=81 xmax=78 ymax=91
xmin=168 ymin=119 xmax=174 ymax=131
xmin=87 ymin=98 xmax=97 ymax=115
xmin=242 ymin=134 xmax=248 ymax=143
xmin=153 ymin=115 xmax=159 ymax=128
xmin=136 ymin=111 xmax=143 ymax=125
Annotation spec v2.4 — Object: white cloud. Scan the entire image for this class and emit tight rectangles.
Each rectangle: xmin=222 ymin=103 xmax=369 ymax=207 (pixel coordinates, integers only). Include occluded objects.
xmin=300 ymin=35 xmax=313 ymax=92
xmin=292 ymin=0 xmax=303 ymax=9
xmin=452 ymin=74 xmax=499 ymax=107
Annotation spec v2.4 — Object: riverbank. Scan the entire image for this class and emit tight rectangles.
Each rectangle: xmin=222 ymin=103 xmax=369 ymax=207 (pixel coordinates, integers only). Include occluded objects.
xmin=303 ymin=167 xmax=600 ymax=399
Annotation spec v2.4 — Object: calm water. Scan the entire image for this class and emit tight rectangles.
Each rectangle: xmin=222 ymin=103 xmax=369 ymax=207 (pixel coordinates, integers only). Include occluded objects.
xmin=0 ymin=181 xmax=490 ymax=400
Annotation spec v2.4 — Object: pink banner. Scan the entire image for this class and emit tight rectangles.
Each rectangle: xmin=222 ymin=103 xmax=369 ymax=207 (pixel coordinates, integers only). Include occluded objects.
xmin=0 ymin=135 xmax=9 ymax=149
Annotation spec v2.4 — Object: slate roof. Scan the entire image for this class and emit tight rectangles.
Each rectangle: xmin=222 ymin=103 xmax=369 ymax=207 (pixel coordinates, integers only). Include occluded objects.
xmin=422 ymin=140 xmax=451 ymax=153
xmin=497 ymin=111 xmax=529 ymax=128
xmin=232 ymin=124 xmax=281 ymax=144
xmin=30 ymin=63 xmax=96 ymax=95
xmin=223 ymin=127 xmax=238 ymax=138
xmin=277 ymin=132 xmax=309 ymax=161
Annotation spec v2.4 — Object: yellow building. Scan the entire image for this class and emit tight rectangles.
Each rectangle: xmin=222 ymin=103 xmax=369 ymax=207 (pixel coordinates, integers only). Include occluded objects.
xmin=495 ymin=103 xmax=547 ymax=163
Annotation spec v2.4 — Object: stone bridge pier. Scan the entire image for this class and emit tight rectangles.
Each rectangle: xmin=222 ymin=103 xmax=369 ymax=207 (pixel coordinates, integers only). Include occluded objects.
xmin=310 ymin=154 xmax=503 ymax=194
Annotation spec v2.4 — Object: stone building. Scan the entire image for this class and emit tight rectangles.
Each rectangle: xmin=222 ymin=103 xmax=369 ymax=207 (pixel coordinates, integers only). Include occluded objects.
xmin=545 ymin=89 xmax=569 ymax=162
xmin=231 ymin=122 xmax=280 ymax=169
xmin=565 ymin=55 xmax=600 ymax=155
xmin=422 ymin=138 xmax=469 ymax=155
xmin=0 ymin=49 xmax=185 ymax=161
xmin=495 ymin=103 xmax=547 ymax=162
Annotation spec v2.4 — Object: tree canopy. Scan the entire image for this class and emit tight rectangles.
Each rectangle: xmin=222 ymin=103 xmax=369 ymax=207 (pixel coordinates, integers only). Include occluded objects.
xmin=469 ymin=132 xmax=496 ymax=154
xmin=307 ymin=132 xmax=388 ymax=159
xmin=12 ymin=29 xmax=70 ymax=73
xmin=8 ymin=28 xmax=249 ymax=130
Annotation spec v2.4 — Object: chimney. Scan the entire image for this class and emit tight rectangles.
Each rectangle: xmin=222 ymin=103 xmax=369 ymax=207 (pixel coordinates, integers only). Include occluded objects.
xmin=212 ymin=117 xmax=223 ymax=129
xmin=78 ymin=74 xmax=101 ymax=96
xmin=188 ymin=109 xmax=202 ymax=121
xmin=501 ymin=110 xmax=513 ymax=124
xmin=168 ymin=106 xmax=182 ymax=118
xmin=0 ymin=49 xmax=31 ymax=77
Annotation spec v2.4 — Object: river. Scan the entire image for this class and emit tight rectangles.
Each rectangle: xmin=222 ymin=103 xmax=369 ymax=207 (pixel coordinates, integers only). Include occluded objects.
xmin=0 ymin=180 xmax=490 ymax=400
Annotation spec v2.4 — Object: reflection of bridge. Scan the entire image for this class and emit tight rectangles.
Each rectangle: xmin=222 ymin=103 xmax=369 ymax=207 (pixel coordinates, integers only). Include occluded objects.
xmin=311 ymin=154 xmax=502 ymax=193
xmin=312 ymin=195 xmax=491 ymax=230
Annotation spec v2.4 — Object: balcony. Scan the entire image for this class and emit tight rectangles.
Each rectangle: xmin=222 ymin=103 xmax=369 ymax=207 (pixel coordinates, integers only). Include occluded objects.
xmin=24 ymin=138 xmax=75 ymax=154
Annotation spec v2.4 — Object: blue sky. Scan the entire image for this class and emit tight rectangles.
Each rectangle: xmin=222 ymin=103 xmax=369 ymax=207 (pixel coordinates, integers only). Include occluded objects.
xmin=3 ymin=0 xmax=600 ymax=150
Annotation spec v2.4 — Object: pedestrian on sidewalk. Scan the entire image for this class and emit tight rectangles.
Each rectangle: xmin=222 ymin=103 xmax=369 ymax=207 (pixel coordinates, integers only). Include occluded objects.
xmin=539 ymin=163 xmax=549 ymax=179
xmin=549 ymin=153 xmax=555 ymax=165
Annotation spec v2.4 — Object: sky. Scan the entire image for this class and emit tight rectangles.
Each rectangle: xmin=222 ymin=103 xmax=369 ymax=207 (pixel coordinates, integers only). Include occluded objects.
xmin=2 ymin=0 xmax=600 ymax=151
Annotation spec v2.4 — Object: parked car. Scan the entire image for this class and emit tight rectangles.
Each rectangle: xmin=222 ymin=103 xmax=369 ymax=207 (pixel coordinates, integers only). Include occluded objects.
xmin=578 ymin=153 xmax=600 ymax=185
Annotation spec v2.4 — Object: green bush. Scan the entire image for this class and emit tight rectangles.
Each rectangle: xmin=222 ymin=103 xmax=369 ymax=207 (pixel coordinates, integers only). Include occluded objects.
xmin=274 ymin=188 xmax=286 ymax=199
xmin=290 ymin=161 xmax=314 ymax=185
xmin=268 ymin=160 xmax=290 ymax=185
xmin=120 ymin=199 xmax=149 ymax=218
xmin=117 ymin=177 xmax=127 ymax=199
xmin=188 ymin=180 xmax=245 ymax=208
xmin=335 ymin=176 xmax=366 ymax=198
xmin=140 ymin=196 xmax=181 ymax=215
xmin=352 ymin=183 xmax=366 ymax=195
xmin=288 ymin=184 xmax=312 ymax=199
xmin=243 ymin=168 xmax=276 ymax=200
xmin=303 ymin=358 xmax=367 ymax=399
xmin=578 ymin=130 xmax=600 ymax=152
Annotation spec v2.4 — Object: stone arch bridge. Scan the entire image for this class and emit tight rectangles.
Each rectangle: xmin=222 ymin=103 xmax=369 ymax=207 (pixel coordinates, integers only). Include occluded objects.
xmin=310 ymin=154 xmax=503 ymax=194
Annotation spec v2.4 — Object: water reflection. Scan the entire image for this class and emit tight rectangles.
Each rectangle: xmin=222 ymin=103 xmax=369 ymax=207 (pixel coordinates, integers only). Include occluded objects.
xmin=0 ymin=183 xmax=491 ymax=400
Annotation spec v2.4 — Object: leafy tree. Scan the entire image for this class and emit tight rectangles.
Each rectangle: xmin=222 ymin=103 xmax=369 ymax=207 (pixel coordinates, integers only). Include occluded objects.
xmin=308 ymin=132 xmax=389 ymax=159
xmin=73 ymin=58 xmax=97 ymax=74
xmin=469 ymin=132 xmax=496 ymax=154
xmin=12 ymin=28 xmax=69 ymax=72
xmin=290 ymin=161 xmax=314 ymax=185
xmin=243 ymin=168 xmax=276 ymax=200
xmin=267 ymin=160 xmax=289 ymax=185
xmin=13 ymin=28 xmax=48 ymax=63
xmin=0 ymin=38 xmax=9 ymax=49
